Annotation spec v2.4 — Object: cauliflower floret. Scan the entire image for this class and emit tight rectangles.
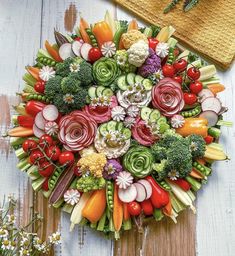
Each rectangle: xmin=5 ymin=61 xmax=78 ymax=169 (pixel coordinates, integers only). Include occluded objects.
xmin=127 ymin=40 xmax=149 ymax=67
xmin=121 ymin=30 xmax=148 ymax=49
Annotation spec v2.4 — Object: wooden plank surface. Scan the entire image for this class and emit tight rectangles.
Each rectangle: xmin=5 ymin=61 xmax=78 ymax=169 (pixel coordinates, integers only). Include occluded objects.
xmin=0 ymin=1 xmax=234 ymax=256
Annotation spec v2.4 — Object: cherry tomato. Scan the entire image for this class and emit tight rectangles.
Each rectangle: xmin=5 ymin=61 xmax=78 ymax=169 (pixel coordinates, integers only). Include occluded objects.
xmin=204 ymin=135 xmax=214 ymax=144
xmin=141 ymin=199 xmax=154 ymax=216
xmin=173 ymin=48 xmax=180 ymax=57
xmin=42 ymin=178 xmax=49 ymax=191
xmin=183 ymin=93 xmax=198 ymax=105
xmin=173 ymin=59 xmax=187 ymax=72
xmin=127 ymin=201 xmax=142 ymax=216
xmin=148 ymin=38 xmax=159 ymax=50
xmin=22 ymin=139 xmax=38 ymax=153
xmin=74 ymin=37 xmax=83 ymax=42
xmin=29 ymin=150 xmax=45 ymax=164
xmin=187 ymin=67 xmax=200 ymax=81
xmin=88 ymin=47 xmax=102 ymax=63
xmin=39 ymin=161 xmax=55 ymax=177
xmin=59 ymin=151 xmax=75 ymax=166
xmin=162 ymin=64 xmax=176 ymax=78
xmin=34 ymin=81 xmax=45 ymax=93
xmin=189 ymin=81 xmax=203 ymax=94
xmin=173 ymin=76 xmax=183 ymax=84
xmin=39 ymin=134 xmax=53 ymax=148
xmin=25 ymin=100 xmax=46 ymax=117
xmin=45 ymin=146 xmax=61 ymax=161
xmin=73 ymin=166 xmax=82 ymax=176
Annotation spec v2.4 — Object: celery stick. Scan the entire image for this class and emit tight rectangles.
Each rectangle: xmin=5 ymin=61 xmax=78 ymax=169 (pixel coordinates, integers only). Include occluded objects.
xmin=208 ymin=127 xmax=221 ymax=139
xmin=15 ymin=148 xmax=27 ymax=159
xmin=216 ymin=120 xmax=233 ymax=127
xmin=79 ymin=218 xmax=88 ymax=226
xmin=62 ymin=204 xmax=74 ymax=214
xmin=10 ymin=137 xmax=26 ymax=147
xmin=185 ymin=176 xmax=202 ymax=191
xmin=170 ymin=192 xmax=186 ymax=213
xmin=17 ymin=158 xmax=30 ymax=171
xmin=153 ymin=209 xmax=164 ymax=221
xmin=186 ymin=190 xmax=196 ymax=202
xmin=114 ymin=231 xmax=120 ymax=240
xmin=97 ymin=211 xmax=107 ymax=231
xmin=109 ymin=215 xmax=115 ymax=232
xmin=37 ymin=49 xmax=53 ymax=59
xmin=23 ymin=84 xmax=36 ymax=94
xmin=22 ymin=73 xmax=36 ymax=87
xmin=167 ymin=37 xmax=178 ymax=48
xmin=42 ymin=190 xmax=52 ymax=198
xmin=53 ymin=198 xmax=64 ymax=208
xmin=123 ymin=219 xmax=132 ymax=231
xmin=32 ymin=177 xmax=46 ymax=191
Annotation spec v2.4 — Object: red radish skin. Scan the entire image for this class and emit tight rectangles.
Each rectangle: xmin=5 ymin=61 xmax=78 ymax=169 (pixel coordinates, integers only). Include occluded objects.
xmin=118 ymin=185 xmax=137 ymax=203
xmin=59 ymin=43 xmax=75 ymax=60
xmin=35 ymin=112 xmax=47 ymax=130
xmin=133 ymin=183 xmax=147 ymax=202
xmin=137 ymin=179 xmax=152 ymax=199
xmin=199 ymin=111 xmax=218 ymax=127
xmin=42 ymin=105 xmax=59 ymax=121
xmin=201 ymin=96 xmax=222 ymax=114
xmin=33 ymin=124 xmax=45 ymax=138
xmin=80 ymin=43 xmax=92 ymax=61
xmin=71 ymin=40 xmax=83 ymax=56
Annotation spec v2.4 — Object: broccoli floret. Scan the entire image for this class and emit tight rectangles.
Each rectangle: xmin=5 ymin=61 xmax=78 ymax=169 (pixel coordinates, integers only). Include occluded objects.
xmin=44 ymin=76 xmax=63 ymax=99
xmin=187 ymin=134 xmax=206 ymax=159
xmin=61 ymin=75 xmax=81 ymax=94
xmin=151 ymin=144 xmax=167 ymax=162
xmin=158 ymin=133 xmax=183 ymax=149
xmin=76 ymin=61 xmax=93 ymax=86
xmin=76 ymin=176 xmax=106 ymax=192
xmin=55 ymin=57 xmax=73 ymax=77
xmin=152 ymin=159 xmax=169 ymax=181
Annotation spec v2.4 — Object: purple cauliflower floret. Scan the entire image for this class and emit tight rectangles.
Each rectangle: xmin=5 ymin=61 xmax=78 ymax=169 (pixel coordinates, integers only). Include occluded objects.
xmin=102 ymin=159 xmax=122 ymax=180
xmin=138 ymin=48 xmax=161 ymax=77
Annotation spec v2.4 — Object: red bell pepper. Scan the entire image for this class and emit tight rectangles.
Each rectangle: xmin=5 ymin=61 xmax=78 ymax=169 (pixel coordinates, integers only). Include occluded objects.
xmin=17 ymin=115 xmax=35 ymax=128
xmin=25 ymin=100 xmax=46 ymax=117
xmin=141 ymin=199 xmax=154 ymax=215
xmin=171 ymin=178 xmax=191 ymax=191
xmin=146 ymin=176 xmax=169 ymax=209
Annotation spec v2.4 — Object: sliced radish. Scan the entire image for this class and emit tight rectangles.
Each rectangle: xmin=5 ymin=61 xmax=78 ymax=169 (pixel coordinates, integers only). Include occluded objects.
xmin=80 ymin=43 xmax=92 ymax=61
xmin=72 ymin=41 xmax=83 ymax=56
xmin=35 ymin=111 xmax=47 ymax=130
xmin=198 ymin=89 xmax=214 ymax=102
xmin=59 ymin=43 xmax=75 ymax=60
xmin=33 ymin=124 xmax=45 ymax=138
xmin=201 ymin=96 xmax=222 ymax=114
xmin=42 ymin=105 xmax=59 ymax=121
xmin=137 ymin=179 xmax=152 ymax=199
xmin=118 ymin=185 xmax=137 ymax=203
xmin=199 ymin=111 xmax=218 ymax=127
xmin=133 ymin=183 xmax=147 ymax=202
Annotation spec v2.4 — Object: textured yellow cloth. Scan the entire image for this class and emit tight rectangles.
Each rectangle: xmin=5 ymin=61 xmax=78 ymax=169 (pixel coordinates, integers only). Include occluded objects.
xmin=114 ymin=0 xmax=235 ymax=70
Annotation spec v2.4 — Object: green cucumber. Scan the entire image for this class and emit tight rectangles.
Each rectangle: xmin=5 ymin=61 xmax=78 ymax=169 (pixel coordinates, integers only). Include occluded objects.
xmin=102 ymin=88 xmax=113 ymax=98
xmin=99 ymin=123 xmax=108 ymax=136
xmin=96 ymin=86 xmax=106 ymax=97
xmin=88 ymin=86 xmax=97 ymax=98
xmin=122 ymin=128 xmax=131 ymax=140
xmin=134 ymin=74 xmax=144 ymax=84
xmin=107 ymin=121 xmax=117 ymax=132
xmin=149 ymin=109 xmax=161 ymax=123
xmin=141 ymin=107 xmax=152 ymax=121
xmin=142 ymin=79 xmax=153 ymax=91
xmin=117 ymin=75 xmax=128 ymax=90
xmin=157 ymin=116 xmax=167 ymax=125
xmin=126 ymin=73 xmax=135 ymax=85
xmin=159 ymin=123 xmax=170 ymax=134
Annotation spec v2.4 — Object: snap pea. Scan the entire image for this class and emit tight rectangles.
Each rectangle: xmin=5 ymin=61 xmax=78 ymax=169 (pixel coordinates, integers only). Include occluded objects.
xmin=36 ymin=56 xmax=57 ymax=67
xmin=166 ymin=48 xmax=175 ymax=65
xmin=106 ymin=180 xmax=114 ymax=211
xmin=193 ymin=161 xmax=211 ymax=176
xmin=158 ymin=180 xmax=172 ymax=191
xmin=49 ymin=168 xmax=64 ymax=190
xmin=85 ymin=28 xmax=98 ymax=47
xmin=26 ymin=94 xmax=51 ymax=103
xmin=180 ymin=105 xmax=201 ymax=118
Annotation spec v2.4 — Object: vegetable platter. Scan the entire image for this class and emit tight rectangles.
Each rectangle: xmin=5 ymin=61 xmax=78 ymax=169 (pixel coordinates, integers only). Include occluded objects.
xmin=7 ymin=11 xmax=231 ymax=239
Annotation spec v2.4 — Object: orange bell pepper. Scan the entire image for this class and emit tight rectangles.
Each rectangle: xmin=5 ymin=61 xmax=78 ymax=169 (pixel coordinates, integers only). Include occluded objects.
xmin=176 ymin=118 xmax=208 ymax=137
xmin=92 ymin=21 xmax=113 ymax=48
xmin=207 ymin=83 xmax=225 ymax=94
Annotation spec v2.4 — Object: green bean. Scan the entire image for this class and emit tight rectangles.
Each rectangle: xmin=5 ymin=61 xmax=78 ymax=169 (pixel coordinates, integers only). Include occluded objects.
xmin=85 ymin=28 xmax=98 ymax=47
xmin=106 ymin=181 xmax=114 ymax=211
xmin=180 ymin=105 xmax=201 ymax=118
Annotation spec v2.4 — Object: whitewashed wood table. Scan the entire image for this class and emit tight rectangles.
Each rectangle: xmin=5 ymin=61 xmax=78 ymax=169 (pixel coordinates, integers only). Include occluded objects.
xmin=0 ymin=1 xmax=234 ymax=255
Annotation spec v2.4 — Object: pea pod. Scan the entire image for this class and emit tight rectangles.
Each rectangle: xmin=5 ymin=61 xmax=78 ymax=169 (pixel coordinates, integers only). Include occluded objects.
xmin=166 ymin=48 xmax=175 ymax=65
xmin=180 ymin=105 xmax=202 ymax=118
xmin=158 ymin=180 xmax=172 ymax=191
xmin=36 ymin=56 xmax=57 ymax=67
xmin=49 ymin=168 xmax=64 ymax=190
xmin=85 ymin=28 xmax=98 ymax=47
xmin=192 ymin=161 xmax=211 ymax=176
xmin=26 ymin=94 xmax=51 ymax=103
xmin=106 ymin=180 xmax=114 ymax=211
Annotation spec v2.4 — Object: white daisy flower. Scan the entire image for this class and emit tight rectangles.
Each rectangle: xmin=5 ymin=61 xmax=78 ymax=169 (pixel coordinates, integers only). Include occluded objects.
xmin=168 ymin=170 xmax=180 ymax=180
xmin=0 ymin=228 xmax=9 ymax=238
xmin=155 ymin=42 xmax=169 ymax=58
xmin=6 ymin=214 xmax=16 ymax=225
xmin=101 ymin=41 xmax=116 ymax=57
xmin=39 ymin=66 xmax=55 ymax=81
xmin=19 ymin=248 xmax=31 ymax=256
xmin=49 ymin=231 xmax=61 ymax=245
xmin=69 ymin=63 xmax=80 ymax=73
xmin=1 ymin=239 xmax=11 ymax=250
xmin=63 ymin=93 xmax=74 ymax=104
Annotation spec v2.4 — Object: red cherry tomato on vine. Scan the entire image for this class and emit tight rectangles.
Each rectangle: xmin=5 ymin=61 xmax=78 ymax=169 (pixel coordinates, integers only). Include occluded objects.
xmin=148 ymin=38 xmax=159 ymax=50
xmin=59 ymin=151 xmax=75 ymax=166
xmin=204 ymin=135 xmax=214 ymax=144
xmin=189 ymin=81 xmax=203 ymax=94
xmin=22 ymin=139 xmax=38 ymax=153
xmin=73 ymin=166 xmax=82 ymax=176
xmin=173 ymin=59 xmax=187 ymax=72
xmin=74 ymin=37 xmax=83 ymax=42
xmin=45 ymin=145 xmax=61 ymax=161
xmin=34 ymin=81 xmax=45 ymax=93
xmin=88 ymin=47 xmax=102 ymax=63
xmin=127 ymin=201 xmax=142 ymax=216
xmin=187 ymin=67 xmax=201 ymax=81
xmin=162 ymin=64 xmax=176 ymax=78
xmin=173 ymin=76 xmax=183 ymax=84
xmin=183 ymin=93 xmax=197 ymax=105
xmin=29 ymin=150 xmax=45 ymax=164
xmin=39 ymin=134 xmax=53 ymax=148
xmin=39 ymin=161 xmax=55 ymax=177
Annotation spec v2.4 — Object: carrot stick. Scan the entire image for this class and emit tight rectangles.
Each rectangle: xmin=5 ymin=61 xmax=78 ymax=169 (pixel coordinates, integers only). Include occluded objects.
xmin=207 ymin=83 xmax=225 ymax=94
xmin=45 ymin=40 xmax=63 ymax=62
xmin=26 ymin=66 xmax=40 ymax=81
xmin=123 ymin=203 xmax=130 ymax=221
xmin=8 ymin=126 xmax=34 ymax=137
xmin=128 ymin=19 xmax=138 ymax=31
xmin=113 ymin=183 xmax=123 ymax=232
xmin=79 ymin=17 xmax=91 ymax=44
xmin=197 ymin=158 xmax=206 ymax=165
xmin=162 ymin=199 xmax=172 ymax=216
xmin=190 ymin=169 xmax=204 ymax=179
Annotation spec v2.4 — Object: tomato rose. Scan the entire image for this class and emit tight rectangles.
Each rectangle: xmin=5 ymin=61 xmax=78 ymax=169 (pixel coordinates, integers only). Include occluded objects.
xmin=152 ymin=78 xmax=184 ymax=117
xmin=58 ymin=111 xmax=97 ymax=151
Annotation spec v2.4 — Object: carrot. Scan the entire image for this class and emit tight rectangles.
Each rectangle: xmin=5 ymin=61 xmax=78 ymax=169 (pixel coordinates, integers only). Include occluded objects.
xmin=113 ymin=183 xmax=123 ymax=231
xmin=8 ymin=126 xmax=34 ymax=137
xmin=118 ymin=38 xmax=125 ymax=50
xmin=128 ymin=19 xmax=138 ymax=31
xmin=45 ymin=40 xmax=63 ymax=62
xmin=92 ymin=21 xmax=113 ymax=48
xmin=197 ymin=158 xmax=206 ymax=165
xmin=82 ymin=189 xmax=106 ymax=223
xmin=79 ymin=17 xmax=91 ymax=44
xmin=207 ymin=83 xmax=225 ymax=94
xmin=26 ymin=66 xmax=40 ymax=81
xmin=162 ymin=199 xmax=172 ymax=216
xmin=123 ymin=203 xmax=130 ymax=221
xmin=190 ymin=168 xmax=204 ymax=179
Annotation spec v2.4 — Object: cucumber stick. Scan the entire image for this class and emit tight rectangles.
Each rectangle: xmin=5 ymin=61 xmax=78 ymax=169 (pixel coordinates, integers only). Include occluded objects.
xmin=199 ymin=65 xmax=217 ymax=81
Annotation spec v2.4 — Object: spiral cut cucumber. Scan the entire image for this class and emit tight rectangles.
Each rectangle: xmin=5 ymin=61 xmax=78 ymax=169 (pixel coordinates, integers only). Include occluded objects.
xmin=92 ymin=57 xmax=120 ymax=87
xmin=123 ymin=146 xmax=154 ymax=178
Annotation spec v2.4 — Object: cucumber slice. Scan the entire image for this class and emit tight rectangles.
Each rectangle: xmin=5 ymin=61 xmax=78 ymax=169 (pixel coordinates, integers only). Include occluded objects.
xmin=117 ymin=122 xmax=124 ymax=131
xmin=99 ymin=123 xmax=108 ymax=136
xmin=102 ymin=88 xmax=113 ymax=98
xmin=88 ymin=86 xmax=97 ymax=98
xmin=122 ymin=128 xmax=131 ymax=140
xmin=107 ymin=121 xmax=117 ymax=131
xmin=117 ymin=75 xmax=128 ymax=90
xmin=135 ymin=75 xmax=144 ymax=84
xmin=141 ymin=107 xmax=152 ymax=121
xmin=149 ymin=109 xmax=161 ymax=122
xmin=126 ymin=73 xmax=135 ymax=85
xmin=96 ymin=86 xmax=106 ymax=97
xmin=159 ymin=123 xmax=170 ymax=134
xmin=142 ymin=79 xmax=153 ymax=91
xmin=157 ymin=116 xmax=167 ymax=124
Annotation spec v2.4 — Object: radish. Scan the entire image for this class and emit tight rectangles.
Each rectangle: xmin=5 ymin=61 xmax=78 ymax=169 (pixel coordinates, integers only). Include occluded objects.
xmin=72 ymin=41 xmax=83 ymax=57
xmin=33 ymin=124 xmax=45 ymax=138
xmin=118 ymin=185 xmax=137 ymax=203
xmin=201 ymin=96 xmax=222 ymax=114
xmin=35 ymin=112 xmax=46 ymax=130
xmin=80 ymin=43 xmax=92 ymax=61
xmin=133 ymin=183 xmax=147 ymax=202
xmin=59 ymin=43 xmax=75 ymax=60
xmin=42 ymin=105 xmax=59 ymax=121
xmin=199 ymin=111 xmax=218 ymax=127
xmin=198 ymin=89 xmax=214 ymax=102
xmin=137 ymin=179 xmax=152 ymax=199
